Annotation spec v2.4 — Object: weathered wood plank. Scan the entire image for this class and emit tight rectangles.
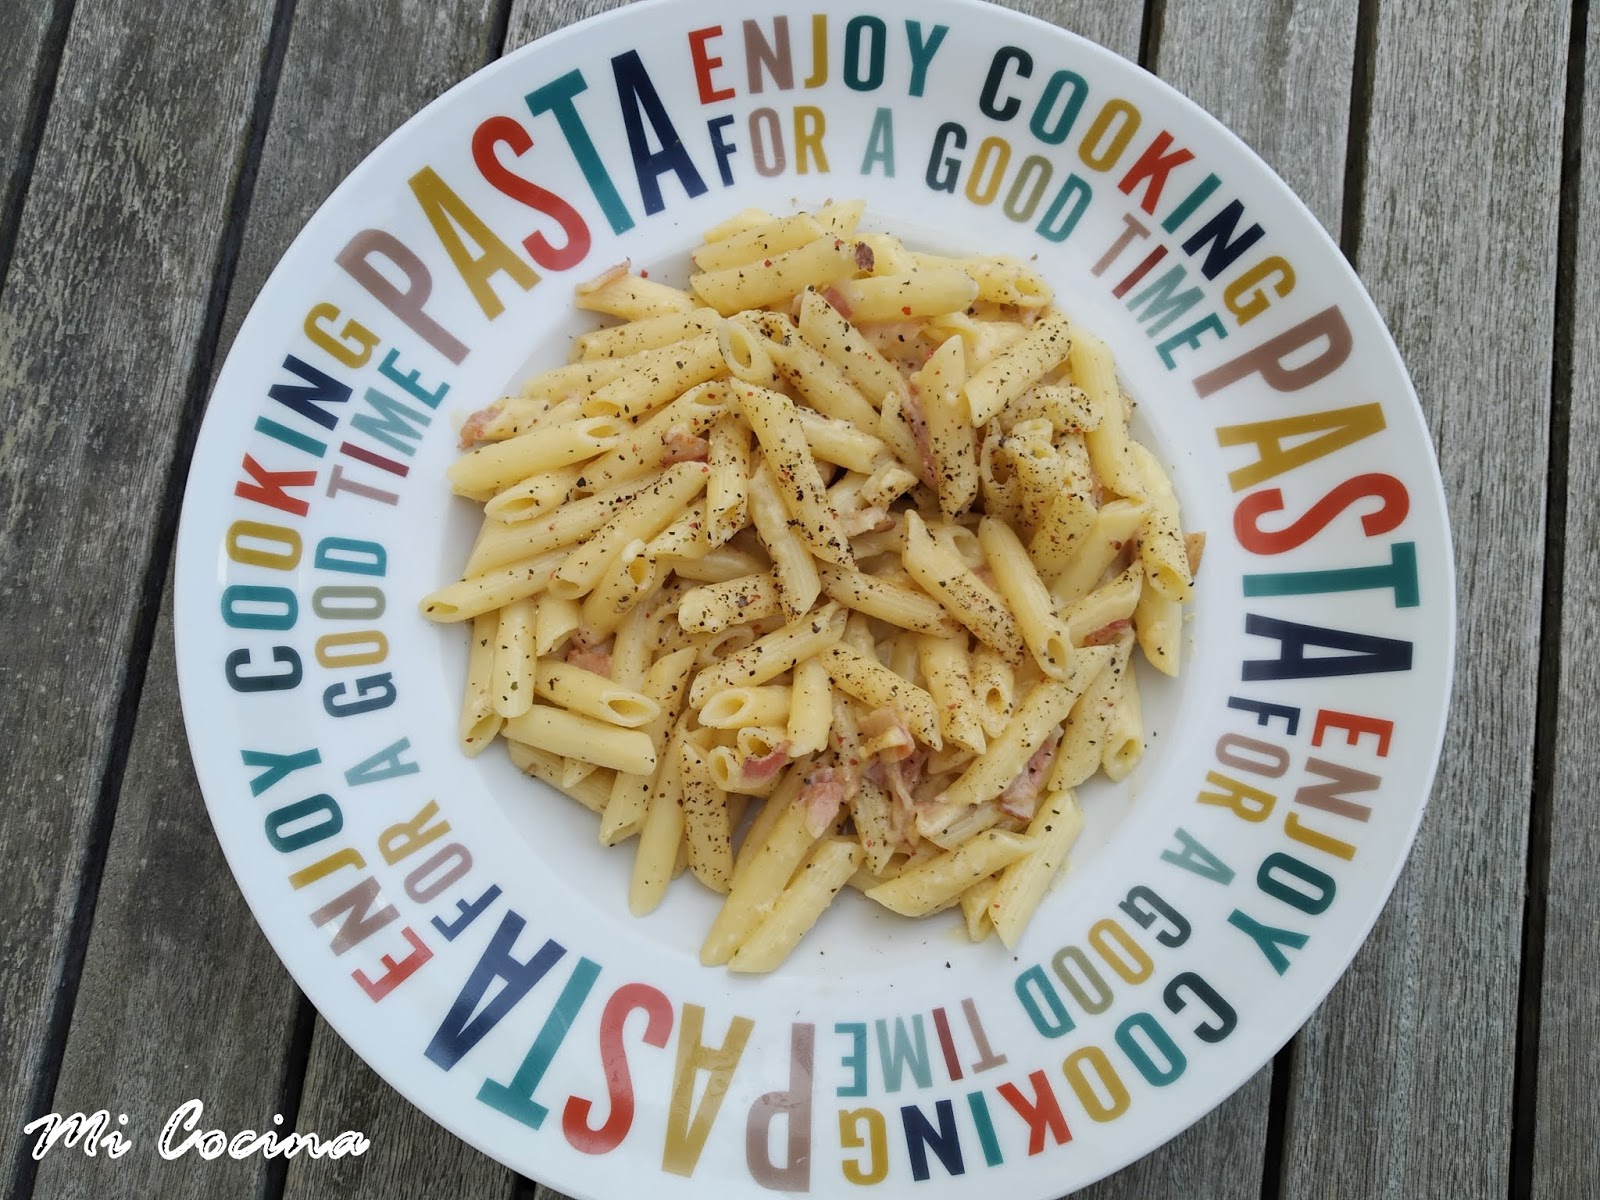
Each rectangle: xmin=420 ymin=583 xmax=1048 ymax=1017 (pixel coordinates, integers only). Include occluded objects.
xmin=1280 ymin=1 xmax=1569 ymax=1197
xmin=990 ymin=0 xmax=1145 ymax=55
xmin=1156 ymin=0 xmax=1357 ymax=237
xmin=285 ymin=1026 xmax=513 ymax=1200
xmin=0 ymin=0 xmax=280 ymax=1188
xmin=0 ymin=1 xmax=65 ymax=272
xmin=31 ymin=1 xmax=503 ymax=1198
xmin=1534 ymin=8 xmax=1596 ymax=1198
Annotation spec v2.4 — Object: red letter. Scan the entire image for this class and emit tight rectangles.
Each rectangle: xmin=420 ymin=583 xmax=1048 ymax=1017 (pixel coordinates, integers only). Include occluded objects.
xmin=1312 ymin=709 xmax=1394 ymax=757
xmin=472 ymin=116 xmax=592 ymax=271
xmin=1235 ymin=473 xmax=1409 ymax=554
xmin=689 ymin=26 xmax=735 ymax=103
xmin=235 ymin=455 xmax=317 ymax=517
xmin=562 ymin=984 xmax=673 ymax=1154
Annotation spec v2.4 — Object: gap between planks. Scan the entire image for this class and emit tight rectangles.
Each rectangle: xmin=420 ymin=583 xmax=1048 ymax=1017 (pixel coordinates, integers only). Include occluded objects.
xmin=1509 ymin=2 xmax=1589 ymax=1198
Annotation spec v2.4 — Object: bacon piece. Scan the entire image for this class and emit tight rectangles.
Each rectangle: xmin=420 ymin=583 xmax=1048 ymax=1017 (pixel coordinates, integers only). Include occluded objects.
xmin=999 ymin=732 xmax=1060 ymax=820
xmin=861 ymin=707 xmax=915 ymax=761
xmin=742 ymin=744 xmax=790 ymax=783
xmin=662 ymin=428 xmax=710 ymax=465
xmin=1082 ymin=618 xmax=1132 ymax=647
xmin=822 ymin=285 xmax=853 ymax=318
xmin=853 ymin=241 xmax=875 ymax=272
xmin=797 ymin=764 xmax=857 ymax=837
xmin=565 ymin=646 xmax=614 ymax=678
xmin=1186 ymin=531 xmax=1207 ymax=577
xmin=458 ymin=402 xmax=502 ymax=447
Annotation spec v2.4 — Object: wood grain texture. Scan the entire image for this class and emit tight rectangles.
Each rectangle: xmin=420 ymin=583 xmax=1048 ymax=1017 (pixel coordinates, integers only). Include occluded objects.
xmin=0 ymin=0 xmax=64 ymax=270
xmin=1534 ymin=8 xmax=1596 ymax=1197
xmin=32 ymin=1 xmax=503 ymax=1198
xmin=990 ymin=0 xmax=1145 ymax=56
xmin=0 ymin=0 xmax=279 ymax=1185
xmin=506 ymin=0 xmax=632 ymax=50
xmin=284 ymin=1020 xmax=512 ymax=1200
xmin=1281 ymin=2 xmax=1568 ymax=1197
xmin=1157 ymin=0 xmax=1358 ymax=236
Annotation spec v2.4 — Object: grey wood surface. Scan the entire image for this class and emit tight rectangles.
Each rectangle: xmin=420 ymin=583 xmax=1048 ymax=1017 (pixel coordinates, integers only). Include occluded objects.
xmin=1535 ymin=7 xmax=1596 ymax=1198
xmin=0 ymin=0 xmax=1584 ymax=1197
xmin=1280 ymin=1 xmax=1571 ymax=1197
xmin=0 ymin=0 xmax=279 ymax=1192
xmin=0 ymin=1 xmax=64 ymax=273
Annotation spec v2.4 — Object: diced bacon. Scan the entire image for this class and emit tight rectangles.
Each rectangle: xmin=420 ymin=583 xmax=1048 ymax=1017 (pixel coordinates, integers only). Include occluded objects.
xmin=903 ymin=384 xmax=936 ymax=483
xmin=458 ymin=402 xmax=502 ymax=447
xmin=742 ymin=744 xmax=790 ymax=783
xmin=662 ymin=428 xmax=709 ymax=464
xmin=822 ymin=285 xmax=853 ymax=318
xmin=797 ymin=765 xmax=857 ymax=837
xmin=1186 ymin=531 xmax=1207 ymax=577
xmin=1082 ymin=618 xmax=1132 ymax=647
xmin=999 ymin=733 xmax=1059 ymax=820
xmin=854 ymin=241 xmax=875 ymax=272
xmin=565 ymin=646 xmax=614 ymax=677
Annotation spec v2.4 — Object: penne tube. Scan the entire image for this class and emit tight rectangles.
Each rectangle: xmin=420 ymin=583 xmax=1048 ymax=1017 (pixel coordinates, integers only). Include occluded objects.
xmin=736 ymin=383 xmax=855 ymax=566
xmin=601 ymin=647 xmax=697 ymax=845
xmin=692 ymin=211 xmax=828 ymax=272
xmin=420 ymin=548 xmax=567 ymax=623
xmin=503 ymin=705 xmax=657 ymax=774
xmin=1048 ymin=639 xmax=1128 ymax=790
xmin=819 ymin=643 xmax=943 ymax=748
xmin=533 ymin=657 xmax=660 ymax=727
xmin=579 ymin=382 xmax=727 ymax=491
xmin=576 ymin=263 xmax=696 ymax=320
xmin=977 ymin=517 xmax=1076 ymax=681
xmin=1048 ymin=498 xmax=1150 ymax=606
xmin=448 ymin=416 xmax=626 ymax=496
xmin=551 ymin=462 xmax=710 ymax=599
xmin=818 ymin=562 xmax=962 ymax=637
xmin=1062 ymin=563 xmax=1143 ymax=646
xmin=729 ymin=838 xmax=863 ymax=972
xmin=963 ymin=311 xmax=1071 ymax=424
xmin=749 ymin=462 xmax=823 ymax=620
xmin=786 ymin=657 xmax=834 ymax=757
xmin=915 ymin=335 xmax=980 ymax=518
xmin=629 ymin=727 xmax=687 ymax=914
xmin=678 ymin=573 xmax=784 ymax=633
xmin=491 ymin=597 xmax=538 ymax=719
xmin=506 ymin=742 xmax=612 ymax=813
xmin=701 ymin=779 xmax=821 ymax=964
xmin=988 ymin=788 xmax=1085 ymax=948
xmin=1027 ymin=490 xmax=1096 ymax=579
xmin=939 ymin=676 xmax=1088 ymax=808
xmin=916 ymin=634 xmax=987 ymax=755
xmin=689 ymin=603 xmax=846 ymax=708
xmin=865 ymin=830 xmax=1035 ymax=917
xmin=901 ymin=512 xmax=1022 ymax=659
xmin=718 ymin=316 xmax=783 ymax=385
xmin=582 ymin=332 xmax=726 ymax=419
xmin=691 ymin=233 xmax=860 ymax=315
xmin=1133 ymin=580 xmax=1182 ymax=676
xmin=465 ymin=473 xmax=659 ymax=575
xmin=1101 ymin=660 xmax=1144 ymax=781
xmin=578 ymin=539 xmax=660 ymax=639
xmin=829 ymin=266 xmax=979 ymax=322
xmin=459 ymin=611 xmax=502 ymax=755
xmin=793 ymin=405 xmax=893 ymax=474
xmin=969 ymin=644 xmax=1015 ymax=740
xmin=961 ymin=875 xmax=1001 ymax=941
xmin=1129 ymin=441 xmax=1193 ymax=602
xmin=484 ymin=464 xmax=582 ymax=524
xmin=700 ymin=686 xmax=794 ymax=730
xmin=573 ymin=305 xmax=720 ymax=360
xmin=681 ymin=738 xmax=734 ymax=894
xmin=1071 ymin=328 xmax=1145 ymax=497
xmin=795 ymin=287 xmax=905 ymax=405
xmin=705 ymin=413 xmax=751 ymax=544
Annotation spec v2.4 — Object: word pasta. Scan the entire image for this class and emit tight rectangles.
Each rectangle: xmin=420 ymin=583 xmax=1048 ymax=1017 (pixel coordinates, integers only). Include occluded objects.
xmin=421 ymin=201 xmax=1198 ymax=970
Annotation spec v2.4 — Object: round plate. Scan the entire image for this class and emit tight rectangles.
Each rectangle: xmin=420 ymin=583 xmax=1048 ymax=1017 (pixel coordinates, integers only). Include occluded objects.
xmin=175 ymin=1 xmax=1454 ymax=1195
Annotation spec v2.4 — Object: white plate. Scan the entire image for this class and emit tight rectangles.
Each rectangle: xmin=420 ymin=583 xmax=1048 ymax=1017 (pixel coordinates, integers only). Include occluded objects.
xmin=175 ymin=1 xmax=1453 ymax=1195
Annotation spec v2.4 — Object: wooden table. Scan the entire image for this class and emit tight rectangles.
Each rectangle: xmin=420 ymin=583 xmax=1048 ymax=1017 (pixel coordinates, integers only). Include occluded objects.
xmin=0 ymin=0 xmax=1588 ymax=1196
